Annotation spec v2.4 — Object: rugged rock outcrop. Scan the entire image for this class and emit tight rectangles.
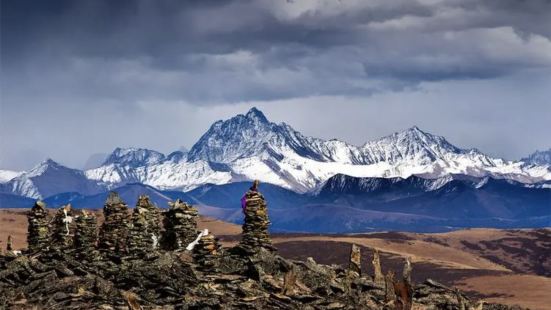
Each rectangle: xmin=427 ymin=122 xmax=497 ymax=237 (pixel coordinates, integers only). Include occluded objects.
xmin=0 ymin=182 xmax=522 ymax=309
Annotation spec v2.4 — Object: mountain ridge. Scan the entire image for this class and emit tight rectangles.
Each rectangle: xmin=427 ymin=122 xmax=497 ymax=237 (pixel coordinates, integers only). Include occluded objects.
xmin=1 ymin=107 xmax=550 ymax=199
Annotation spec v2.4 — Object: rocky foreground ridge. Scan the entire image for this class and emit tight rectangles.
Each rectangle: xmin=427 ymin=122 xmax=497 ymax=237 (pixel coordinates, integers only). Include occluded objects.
xmin=0 ymin=182 xmax=521 ymax=309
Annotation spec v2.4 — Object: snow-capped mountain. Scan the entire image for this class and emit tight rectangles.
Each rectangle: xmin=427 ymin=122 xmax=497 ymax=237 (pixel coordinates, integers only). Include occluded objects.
xmin=102 ymin=147 xmax=166 ymax=166
xmin=317 ymin=173 xmax=453 ymax=197
xmin=184 ymin=107 xmax=550 ymax=191
xmin=1 ymin=159 xmax=106 ymax=199
xmin=0 ymin=170 xmax=22 ymax=183
xmin=3 ymin=108 xmax=551 ymax=198
xmin=522 ymin=148 xmax=551 ymax=166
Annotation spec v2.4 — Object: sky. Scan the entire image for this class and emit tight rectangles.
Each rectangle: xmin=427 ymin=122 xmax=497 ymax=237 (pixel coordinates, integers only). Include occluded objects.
xmin=1 ymin=0 xmax=550 ymax=170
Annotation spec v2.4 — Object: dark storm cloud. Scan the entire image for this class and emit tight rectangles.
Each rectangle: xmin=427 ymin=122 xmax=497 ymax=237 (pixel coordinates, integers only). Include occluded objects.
xmin=3 ymin=0 xmax=550 ymax=102
xmin=1 ymin=0 xmax=550 ymax=169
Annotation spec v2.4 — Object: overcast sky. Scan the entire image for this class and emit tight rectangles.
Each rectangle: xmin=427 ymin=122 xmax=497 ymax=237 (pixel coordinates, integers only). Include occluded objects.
xmin=1 ymin=0 xmax=550 ymax=170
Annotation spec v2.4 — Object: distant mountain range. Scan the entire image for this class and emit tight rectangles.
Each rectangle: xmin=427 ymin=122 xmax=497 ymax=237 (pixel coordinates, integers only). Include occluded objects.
xmin=1 ymin=108 xmax=550 ymax=199
xmin=1 ymin=174 xmax=548 ymax=233
xmin=0 ymin=108 xmax=549 ymax=233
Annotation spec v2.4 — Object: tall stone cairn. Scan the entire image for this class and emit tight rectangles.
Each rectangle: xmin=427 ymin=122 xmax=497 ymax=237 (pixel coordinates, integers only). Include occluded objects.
xmin=238 ymin=180 xmax=273 ymax=254
xmin=6 ymin=235 xmax=13 ymax=251
xmin=98 ymin=192 xmax=129 ymax=255
xmin=74 ymin=210 xmax=99 ymax=261
xmin=372 ymin=248 xmax=385 ymax=285
xmin=349 ymin=244 xmax=361 ymax=276
xmin=127 ymin=196 xmax=162 ymax=257
xmin=137 ymin=195 xmax=162 ymax=248
xmin=162 ymin=199 xmax=199 ymax=250
xmin=192 ymin=233 xmax=222 ymax=271
xmin=50 ymin=204 xmax=75 ymax=250
xmin=27 ymin=201 xmax=50 ymax=253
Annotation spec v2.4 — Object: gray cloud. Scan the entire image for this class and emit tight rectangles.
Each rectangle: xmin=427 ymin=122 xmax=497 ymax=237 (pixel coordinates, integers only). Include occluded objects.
xmin=1 ymin=0 xmax=550 ymax=169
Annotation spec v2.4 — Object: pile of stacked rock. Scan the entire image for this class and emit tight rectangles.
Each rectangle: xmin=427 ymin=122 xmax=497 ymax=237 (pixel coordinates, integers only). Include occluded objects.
xmin=238 ymin=180 xmax=273 ymax=254
xmin=162 ymin=199 xmax=198 ymax=250
xmin=192 ymin=231 xmax=222 ymax=271
xmin=27 ymin=201 xmax=50 ymax=253
xmin=98 ymin=192 xmax=129 ymax=256
xmin=138 ymin=195 xmax=162 ymax=248
xmin=50 ymin=204 xmax=74 ymax=251
xmin=74 ymin=210 xmax=99 ymax=262
xmin=127 ymin=196 xmax=161 ymax=258
xmin=0 ymin=188 xmax=519 ymax=309
xmin=6 ymin=235 xmax=13 ymax=252
xmin=348 ymin=243 xmax=361 ymax=277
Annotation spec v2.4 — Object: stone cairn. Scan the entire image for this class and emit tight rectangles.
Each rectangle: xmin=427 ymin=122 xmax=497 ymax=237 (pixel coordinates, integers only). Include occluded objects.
xmin=238 ymin=180 xmax=273 ymax=254
xmin=192 ymin=231 xmax=222 ymax=271
xmin=6 ymin=235 xmax=13 ymax=252
xmin=372 ymin=248 xmax=385 ymax=285
xmin=27 ymin=201 xmax=50 ymax=253
xmin=98 ymin=192 xmax=129 ymax=256
xmin=139 ymin=195 xmax=162 ymax=247
xmin=162 ymin=199 xmax=198 ymax=251
xmin=3 ymin=189 xmax=510 ymax=310
xmin=50 ymin=204 xmax=75 ymax=251
xmin=349 ymin=243 xmax=361 ymax=276
xmin=127 ymin=196 xmax=162 ymax=258
xmin=74 ymin=210 xmax=99 ymax=262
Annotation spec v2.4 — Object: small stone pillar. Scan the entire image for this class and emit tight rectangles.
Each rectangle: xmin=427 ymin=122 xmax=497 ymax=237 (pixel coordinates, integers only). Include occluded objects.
xmin=372 ymin=248 xmax=385 ymax=285
xmin=238 ymin=180 xmax=273 ymax=254
xmin=74 ymin=210 xmax=99 ymax=261
xmin=98 ymin=192 xmax=129 ymax=255
xmin=192 ymin=232 xmax=221 ymax=271
xmin=27 ymin=201 xmax=50 ymax=253
xmin=127 ymin=196 xmax=162 ymax=257
xmin=349 ymin=244 xmax=361 ymax=276
xmin=50 ymin=204 xmax=74 ymax=250
xmin=6 ymin=235 xmax=13 ymax=252
xmin=384 ymin=270 xmax=396 ymax=303
xmin=162 ymin=199 xmax=199 ymax=250
xmin=137 ymin=195 xmax=162 ymax=247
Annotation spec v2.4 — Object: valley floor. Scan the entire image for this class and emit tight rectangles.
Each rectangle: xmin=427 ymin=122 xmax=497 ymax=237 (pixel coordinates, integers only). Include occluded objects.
xmin=1 ymin=209 xmax=550 ymax=309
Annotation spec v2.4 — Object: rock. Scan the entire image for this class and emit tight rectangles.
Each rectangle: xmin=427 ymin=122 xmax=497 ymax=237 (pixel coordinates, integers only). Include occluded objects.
xmin=137 ymin=195 xmax=162 ymax=248
xmin=50 ymin=204 xmax=75 ymax=251
xmin=27 ymin=201 xmax=50 ymax=253
xmin=74 ymin=210 xmax=99 ymax=262
xmin=384 ymin=270 xmax=395 ymax=303
xmin=121 ymin=291 xmax=141 ymax=310
xmin=161 ymin=199 xmax=198 ymax=251
xmin=349 ymin=244 xmax=361 ymax=276
xmin=238 ymin=180 xmax=274 ymax=254
xmin=0 ymin=190 xmax=521 ymax=310
xmin=127 ymin=196 xmax=162 ymax=258
xmin=372 ymin=248 xmax=384 ymax=285
xmin=98 ymin=192 xmax=129 ymax=256
xmin=192 ymin=233 xmax=222 ymax=271
xmin=6 ymin=235 xmax=13 ymax=252
xmin=282 ymin=265 xmax=297 ymax=295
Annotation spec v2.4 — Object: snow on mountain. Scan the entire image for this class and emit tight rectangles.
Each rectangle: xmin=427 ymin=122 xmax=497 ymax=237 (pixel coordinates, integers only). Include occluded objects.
xmin=0 ymin=170 xmax=22 ymax=183
xmin=522 ymin=148 xmax=551 ymax=166
xmin=85 ymin=148 xmax=232 ymax=192
xmin=1 ymin=159 xmax=106 ymax=199
xmin=4 ymin=108 xmax=550 ymax=198
xmin=102 ymin=147 xmax=166 ymax=166
xmin=185 ymin=108 xmax=550 ymax=191
xmin=317 ymin=173 xmax=453 ymax=196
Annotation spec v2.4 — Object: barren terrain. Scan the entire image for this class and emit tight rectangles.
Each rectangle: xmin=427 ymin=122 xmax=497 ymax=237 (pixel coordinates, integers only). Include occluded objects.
xmin=1 ymin=209 xmax=550 ymax=309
